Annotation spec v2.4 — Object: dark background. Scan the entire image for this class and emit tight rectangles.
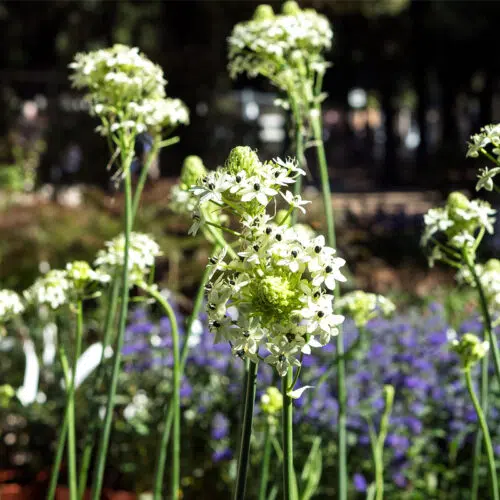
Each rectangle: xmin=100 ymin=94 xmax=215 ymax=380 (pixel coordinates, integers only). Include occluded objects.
xmin=0 ymin=0 xmax=499 ymax=195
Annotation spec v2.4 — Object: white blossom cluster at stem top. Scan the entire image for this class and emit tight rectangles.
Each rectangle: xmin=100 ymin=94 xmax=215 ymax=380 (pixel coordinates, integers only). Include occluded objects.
xmin=228 ymin=3 xmax=332 ymax=96
xmin=69 ymin=44 xmax=189 ymax=136
xmin=421 ymin=192 xmax=496 ymax=267
xmin=205 ymin=220 xmax=346 ymax=377
xmin=0 ymin=290 xmax=25 ymax=324
xmin=188 ymin=156 xmax=306 ymax=236
xmin=94 ymin=232 xmax=162 ymax=286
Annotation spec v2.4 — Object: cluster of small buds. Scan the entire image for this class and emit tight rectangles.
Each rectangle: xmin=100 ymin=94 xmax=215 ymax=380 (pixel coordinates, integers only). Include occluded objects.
xmin=69 ymin=44 xmax=189 ymax=136
xmin=227 ymin=2 xmax=332 ymax=100
xmin=335 ymin=290 xmax=395 ymax=328
xmin=189 ymin=146 xmax=306 ymax=235
xmin=261 ymin=386 xmax=283 ymax=418
xmin=66 ymin=261 xmax=111 ymax=295
xmin=421 ymin=191 xmax=496 ymax=266
xmin=451 ymin=333 xmax=489 ymax=370
xmin=457 ymin=259 xmax=500 ymax=313
xmin=169 ymin=156 xmax=208 ymax=216
xmin=0 ymin=289 xmax=25 ymax=324
xmin=94 ymin=232 xmax=162 ymax=285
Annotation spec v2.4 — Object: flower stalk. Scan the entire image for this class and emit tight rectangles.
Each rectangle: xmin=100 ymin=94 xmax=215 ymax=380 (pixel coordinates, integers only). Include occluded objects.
xmin=91 ymin=144 xmax=134 ymax=500
xmin=234 ymin=360 xmax=259 ymax=500
xmin=282 ymin=368 xmax=298 ymax=500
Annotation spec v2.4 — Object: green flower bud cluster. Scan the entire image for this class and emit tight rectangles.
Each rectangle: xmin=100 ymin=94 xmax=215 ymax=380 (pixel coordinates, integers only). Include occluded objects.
xmin=0 ymin=384 xmax=15 ymax=408
xmin=421 ymin=191 xmax=495 ymax=267
xmin=70 ymin=44 xmax=189 ymax=136
xmin=335 ymin=290 xmax=395 ymax=328
xmin=451 ymin=333 xmax=489 ymax=370
xmin=228 ymin=2 xmax=332 ymax=100
xmin=261 ymin=386 xmax=283 ymax=415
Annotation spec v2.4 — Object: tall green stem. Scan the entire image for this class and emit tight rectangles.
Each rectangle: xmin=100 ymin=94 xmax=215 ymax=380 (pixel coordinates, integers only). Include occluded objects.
xmin=466 ymin=255 xmax=500 ymax=386
xmin=465 ymin=369 xmax=499 ymax=500
xmin=234 ymin=360 xmax=258 ymax=500
xmin=258 ymin=422 xmax=273 ymax=500
xmin=142 ymin=285 xmax=180 ymax=500
xmin=56 ymin=336 xmax=76 ymax=500
xmin=47 ymin=415 xmax=68 ymax=500
xmin=149 ymin=247 xmax=221 ymax=485
xmin=77 ymin=278 xmax=120 ymax=498
xmin=311 ymin=106 xmax=346 ymax=500
xmin=91 ymin=147 xmax=134 ymax=500
xmin=282 ymin=368 xmax=298 ymax=500
xmin=465 ymin=254 xmax=495 ymax=499
xmin=289 ymin=94 xmax=305 ymax=227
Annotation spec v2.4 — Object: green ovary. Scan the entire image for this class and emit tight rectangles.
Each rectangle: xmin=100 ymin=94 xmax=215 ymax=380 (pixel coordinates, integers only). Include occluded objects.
xmin=252 ymin=275 xmax=297 ymax=318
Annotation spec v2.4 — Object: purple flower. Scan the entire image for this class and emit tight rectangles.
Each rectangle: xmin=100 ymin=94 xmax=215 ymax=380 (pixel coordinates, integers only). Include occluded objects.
xmin=353 ymin=473 xmax=367 ymax=492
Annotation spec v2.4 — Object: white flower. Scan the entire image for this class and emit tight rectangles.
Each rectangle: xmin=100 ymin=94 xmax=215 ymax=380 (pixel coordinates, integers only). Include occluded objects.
xmin=280 ymin=190 xmax=311 ymax=214
xmin=0 ymin=290 xmax=25 ymax=323
xmin=24 ymin=270 xmax=71 ymax=310
xmin=476 ymin=166 xmax=500 ymax=192
xmin=94 ymin=232 xmax=162 ymax=285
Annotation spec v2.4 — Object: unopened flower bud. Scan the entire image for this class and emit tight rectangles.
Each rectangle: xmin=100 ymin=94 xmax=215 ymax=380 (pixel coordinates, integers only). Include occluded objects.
xmin=451 ymin=333 xmax=489 ymax=370
xmin=181 ymin=155 xmax=207 ymax=189
xmin=282 ymin=1 xmax=301 ymax=15
xmin=261 ymin=386 xmax=283 ymax=415
xmin=225 ymin=146 xmax=261 ymax=176
xmin=0 ymin=384 xmax=15 ymax=408
xmin=253 ymin=4 xmax=275 ymax=21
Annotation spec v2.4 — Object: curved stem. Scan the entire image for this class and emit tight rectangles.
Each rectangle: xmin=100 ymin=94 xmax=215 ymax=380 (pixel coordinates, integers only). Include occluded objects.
xmin=258 ymin=421 xmax=273 ymax=500
xmin=91 ymin=148 xmax=134 ymax=500
xmin=466 ymin=254 xmax=500 ymax=387
xmin=465 ymin=369 xmax=499 ymax=500
xmin=202 ymin=217 xmax=237 ymax=259
xmin=311 ymin=107 xmax=346 ymax=500
xmin=77 ymin=278 xmax=121 ymax=498
xmin=234 ymin=360 xmax=259 ymax=500
xmin=46 ymin=416 xmax=68 ymax=500
xmin=138 ymin=285 xmax=181 ymax=500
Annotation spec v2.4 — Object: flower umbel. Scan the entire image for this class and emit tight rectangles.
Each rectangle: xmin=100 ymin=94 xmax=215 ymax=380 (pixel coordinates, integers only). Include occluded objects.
xmin=0 ymin=290 xmax=24 ymax=324
xmin=451 ymin=333 xmax=489 ymax=371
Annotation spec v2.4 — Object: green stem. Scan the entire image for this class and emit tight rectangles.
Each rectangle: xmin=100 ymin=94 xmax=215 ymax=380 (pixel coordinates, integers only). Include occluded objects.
xmin=465 ymin=369 xmax=499 ymax=500
xmin=77 ymin=279 xmax=121 ymax=498
xmin=57 ymin=339 xmax=77 ymax=500
xmin=367 ymin=420 xmax=382 ymax=500
xmin=311 ymin=106 xmax=346 ymax=500
xmin=46 ymin=405 xmax=69 ymax=500
xmin=289 ymin=94 xmax=306 ymax=227
xmin=149 ymin=246 xmax=221 ymax=494
xmin=258 ymin=421 xmax=273 ymax=500
xmin=202 ymin=217 xmax=237 ymax=259
xmin=142 ymin=285 xmax=181 ymax=500
xmin=466 ymin=255 xmax=500 ymax=387
xmin=282 ymin=368 xmax=298 ymax=500
xmin=91 ymin=147 xmax=134 ymax=500
xmin=234 ymin=360 xmax=258 ymax=500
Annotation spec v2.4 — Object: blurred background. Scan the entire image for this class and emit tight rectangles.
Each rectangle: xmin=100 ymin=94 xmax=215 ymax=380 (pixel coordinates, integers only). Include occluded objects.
xmin=2 ymin=2 xmax=500 ymax=498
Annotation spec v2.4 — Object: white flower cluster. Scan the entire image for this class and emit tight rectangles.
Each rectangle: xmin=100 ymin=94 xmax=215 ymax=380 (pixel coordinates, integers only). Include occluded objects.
xmin=189 ymin=146 xmax=306 ymax=235
xmin=23 ymin=262 xmax=110 ymax=310
xmin=228 ymin=2 xmax=332 ymax=97
xmin=335 ymin=290 xmax=395 ymax=328
xmin=467 ymin=123 xmax=500 ymax=159
xmin=457 ymin=259 xmax=500 ymax=313
xmin=24 ymin=270 xmax=72 ymax=310
xmin=0 ymin=290 xmax=25 ymax=323
xmin=422 ymin=192 xmax=496 ymax=266
xmin=451 ymin=333 xmax=489 ymax=370
xmin=194 ymin=147 xmax=347 ymax=376
xmin=70 ymin=44 xmax=189 ymax=136
xmin=94 ymin=232 xmax=162 ymax=285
